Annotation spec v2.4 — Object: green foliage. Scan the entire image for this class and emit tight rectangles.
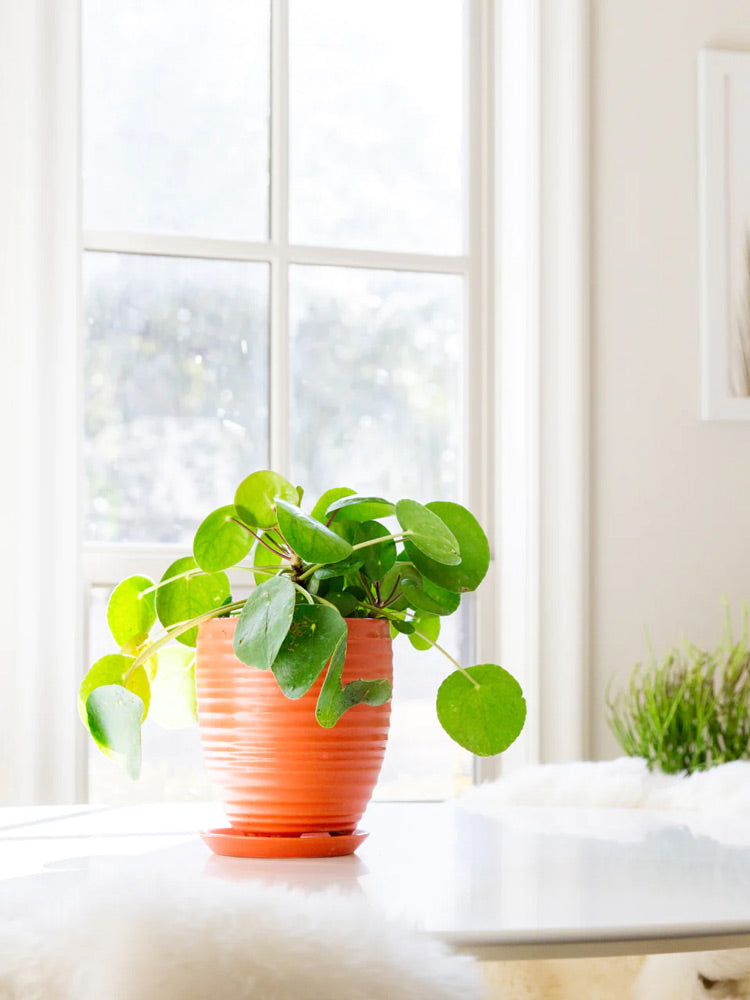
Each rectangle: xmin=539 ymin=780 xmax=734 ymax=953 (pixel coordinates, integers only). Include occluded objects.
xmin=326 ymin=495 xmax=396 ymax=522
xmin=395 ymin=499 xmax=460 ymax=565
xmin=234 ymin=577 xmax=297 ymax=671
xmin=437 ymin=664 xmax=528 ymax=757
xmin=106 ymin=576 xmax=156 ymax=649
xmin=147 ymin=647 xmax=197 ymax=729
xmin=275 ymin=499 xmax=353 ymax=563
xmin=86 ymin=685 xmax=145 ymax=779
xmin=607 ymin=606 xmax=750 ymax=774
xmin=155 ymin=557 xmax=230 ymax=647
xmin=193 ymin=506 xmax=253 ymax=572
xmin=404 ymin=501 xmax=490 ymax=592
xmin=315 ymin=632 xmax=392 ymax=728
xmin=79 ymin=654 xmax=151 ymax=727
xmin=235 ymin=471 xmax=298 ymax=529
xmin=81 ymin=469 xmax=526 ymax=774
xmin=272 ymin=604 xmax=348 ymax=699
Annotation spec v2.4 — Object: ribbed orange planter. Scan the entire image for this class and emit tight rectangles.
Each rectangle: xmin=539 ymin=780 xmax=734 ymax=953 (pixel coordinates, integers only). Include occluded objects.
xmin=195 ymin=616 xmax=392 ymax=855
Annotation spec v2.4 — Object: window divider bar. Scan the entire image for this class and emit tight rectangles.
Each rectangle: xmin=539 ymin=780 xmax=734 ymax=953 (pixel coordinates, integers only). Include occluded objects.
xmin=82 ymin=230 xmax=278 ymax=263
xmin=82 ymin=230 xmax=469 ymax=276
xmin=468 ymin=0 xmax=499 ymax=784
xmin=288 ymin=244 xmax=469 ymax=275
xmin=269 ymin=0 xmax=290 ymax=474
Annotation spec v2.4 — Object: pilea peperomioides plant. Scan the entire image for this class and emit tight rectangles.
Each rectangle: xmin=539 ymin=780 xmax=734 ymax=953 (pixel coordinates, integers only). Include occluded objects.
xmin=81 ymin=470 xmax=527 ymax=778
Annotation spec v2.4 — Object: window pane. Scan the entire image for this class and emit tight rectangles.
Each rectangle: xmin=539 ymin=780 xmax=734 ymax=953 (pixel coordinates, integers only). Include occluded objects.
xmin=376 ymin=607 xmax=473 ymax=800
xmin=84 ymin=253 xmax=269 ymax=543
xmin=289 ymin=266 xmax=463 ymax=502
xmin=83 ymin=0 xmax=270 ymax=240
xmin=290 ymin=264 xmax=469 ymax=798
xmin=289 ymin=0 xmax=465 ymax=254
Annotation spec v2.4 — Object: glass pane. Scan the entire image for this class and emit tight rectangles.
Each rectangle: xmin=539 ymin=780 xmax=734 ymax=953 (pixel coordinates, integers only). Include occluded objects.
xmin=289 ymin=0 xmax=465 ymax=254
xmin=376 ymin=607 xmax=473 ymax=800
xmin=84 ymin=253 xmax=269 ymax=544
xmin=290 ymin=265 xmax=469 ymax=797
xmin=83 ymin=0 xmax=270 ymax=240
xmin=289 ymin=266 xmax=463 ymax=501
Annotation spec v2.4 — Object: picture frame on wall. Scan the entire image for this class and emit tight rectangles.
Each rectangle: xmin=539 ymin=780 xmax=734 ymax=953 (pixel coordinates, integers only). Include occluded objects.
xmin=699 ymin=49 xmax=750 ymax=420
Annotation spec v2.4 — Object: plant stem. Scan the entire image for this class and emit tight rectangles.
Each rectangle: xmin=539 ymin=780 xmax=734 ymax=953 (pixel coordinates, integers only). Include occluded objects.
xmin=230 ymin=518 xmax=289 ymax=558
xmin=352 ymin=531 xmax=409 ymax=552
xmin=235 ymin=564 xmax=285 ymax=579
xmin=360 ymin=604 xmax=481 ymax=690
xmin=140 ymin=567 xmax=199 ymax=597
xmin=411 ymin=630 xmax=481 ymax=689
xmin=312 ymin=594 xmax=338 ymax=611
xmin=296 ymin=531 xmax=409 ymax=583
xmin=124 ymin=600 xmax=247 ymax=679
xmin=292 ymin=583 xmax=315 ymax=604
xmin=142 ymin=562 xmax=284 ymax=599
xmin=381 ymin=574 xmax=402 ymax=607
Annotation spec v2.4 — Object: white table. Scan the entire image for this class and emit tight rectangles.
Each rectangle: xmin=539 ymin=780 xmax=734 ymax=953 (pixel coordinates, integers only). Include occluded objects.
xmin=2 ymin=800 xmax=750 ymax=960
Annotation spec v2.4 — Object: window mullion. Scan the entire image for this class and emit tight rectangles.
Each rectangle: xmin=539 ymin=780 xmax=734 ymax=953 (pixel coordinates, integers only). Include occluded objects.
xmin=82 ymin=231 xmax=279 ymax=263
xmin=467 ymin=0 xmax=498 ymax=784
xmin=270 ymin=0 xmax=290 ymax=476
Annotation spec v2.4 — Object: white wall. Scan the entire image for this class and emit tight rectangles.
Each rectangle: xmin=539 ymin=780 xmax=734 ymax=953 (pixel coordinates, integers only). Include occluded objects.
xmin=590 ymin=0 xmax=750 ymax=757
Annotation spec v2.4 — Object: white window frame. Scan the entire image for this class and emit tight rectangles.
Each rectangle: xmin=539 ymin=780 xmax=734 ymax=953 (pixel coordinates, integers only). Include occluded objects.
xmin=0 ymin=0 xmax=590 ymax=804
xmin=495 ymin=0 xmax=591 ymax=771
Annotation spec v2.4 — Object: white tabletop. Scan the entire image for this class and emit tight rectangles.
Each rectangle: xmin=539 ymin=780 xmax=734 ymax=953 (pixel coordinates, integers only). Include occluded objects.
xmin=2 ymin=800 xmax=750 ymax=959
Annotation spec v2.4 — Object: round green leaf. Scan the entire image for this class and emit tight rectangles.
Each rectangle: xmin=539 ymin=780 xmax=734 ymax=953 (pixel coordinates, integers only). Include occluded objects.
xmin=326 ymin=495 xmax=396 ymax=523
xmin=316 ymin=636 xmax=392 ymax=727
xmin=396 ymin=499 xmax=460 ymax=566
xmin=405 ymin=501 xmax=490 ymax=593
xmin=193 ymin=505 xmax=253 ymax=572
xmin=233 ymin=576 xmax=296 ymax=670
xmin=390 ymin=619 xmax=415 ymax=636
xmin=436 ymin=663 xmax=526 ymax=756
xmin=234 ymin=470 xmax=298 ymax=529
xmin=86 ymin=685 xmax=144 ymax=779
xmin=400 ymin=572 xmax=461 ymax=616
xmin=355 ymin=521 xmax=397 ymax=582
xmin=322 ymin=588 xmax=360 ymax=617
xmin=79 ymin=653 xmax=150 ymax=728
xmin=311 ymin=487 xmax=355 ymax=522
xmin=409 ymin=612 xmax=441 ymax=651
xmin=106 ymin=576 xmax=156 ymax=650
xmin=311 ymin=551 xmax=365 ymax=580
xmin=155 ymin=557 xmax=231 ymax=647
xmin=272 ymin=604 xmax=347 ymax=699
xmin=149 ymin=647 xmax=197 ymax=729
xmin=276 ymin=498 xmax=354 ymax=564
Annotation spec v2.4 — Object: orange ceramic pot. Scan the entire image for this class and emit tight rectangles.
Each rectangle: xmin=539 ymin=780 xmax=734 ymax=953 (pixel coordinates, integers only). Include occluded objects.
xmin=195 ymin=616 xmax=393 ymax=839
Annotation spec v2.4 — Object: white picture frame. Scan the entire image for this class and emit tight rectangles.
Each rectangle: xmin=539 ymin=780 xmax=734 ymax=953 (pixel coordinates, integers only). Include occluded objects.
xmin=699 ymin=49 xmax=750 ymax=420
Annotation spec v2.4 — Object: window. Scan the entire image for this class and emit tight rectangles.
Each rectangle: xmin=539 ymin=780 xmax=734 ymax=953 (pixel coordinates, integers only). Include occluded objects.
xmin=81 ymin=0 xmax=494 ymax=802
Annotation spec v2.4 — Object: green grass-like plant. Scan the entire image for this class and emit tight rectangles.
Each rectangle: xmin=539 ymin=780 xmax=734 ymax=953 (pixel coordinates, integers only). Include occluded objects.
xmin=607 ymin=606 xmax=750 ymax=775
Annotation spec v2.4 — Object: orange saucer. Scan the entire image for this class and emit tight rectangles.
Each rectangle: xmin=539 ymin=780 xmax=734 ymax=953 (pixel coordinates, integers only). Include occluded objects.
xmin=200 ymin=827 xmax=368 ymax=859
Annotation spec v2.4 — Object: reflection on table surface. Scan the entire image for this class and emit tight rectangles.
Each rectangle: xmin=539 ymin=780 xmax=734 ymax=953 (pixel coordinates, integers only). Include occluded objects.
xmin=2 ymin=800 xmax=750 ymax=958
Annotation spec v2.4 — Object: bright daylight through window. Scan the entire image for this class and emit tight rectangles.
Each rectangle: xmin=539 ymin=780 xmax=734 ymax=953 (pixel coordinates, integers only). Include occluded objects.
xmin=82 ymin=0 xmax=484 ymax=802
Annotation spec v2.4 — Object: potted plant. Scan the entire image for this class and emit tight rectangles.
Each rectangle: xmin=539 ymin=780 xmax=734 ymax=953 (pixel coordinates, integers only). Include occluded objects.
xmin=81 ymin=469 xmax=526 ymax=856
xmin=607 ymin=605 xmax=750 ymax=775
